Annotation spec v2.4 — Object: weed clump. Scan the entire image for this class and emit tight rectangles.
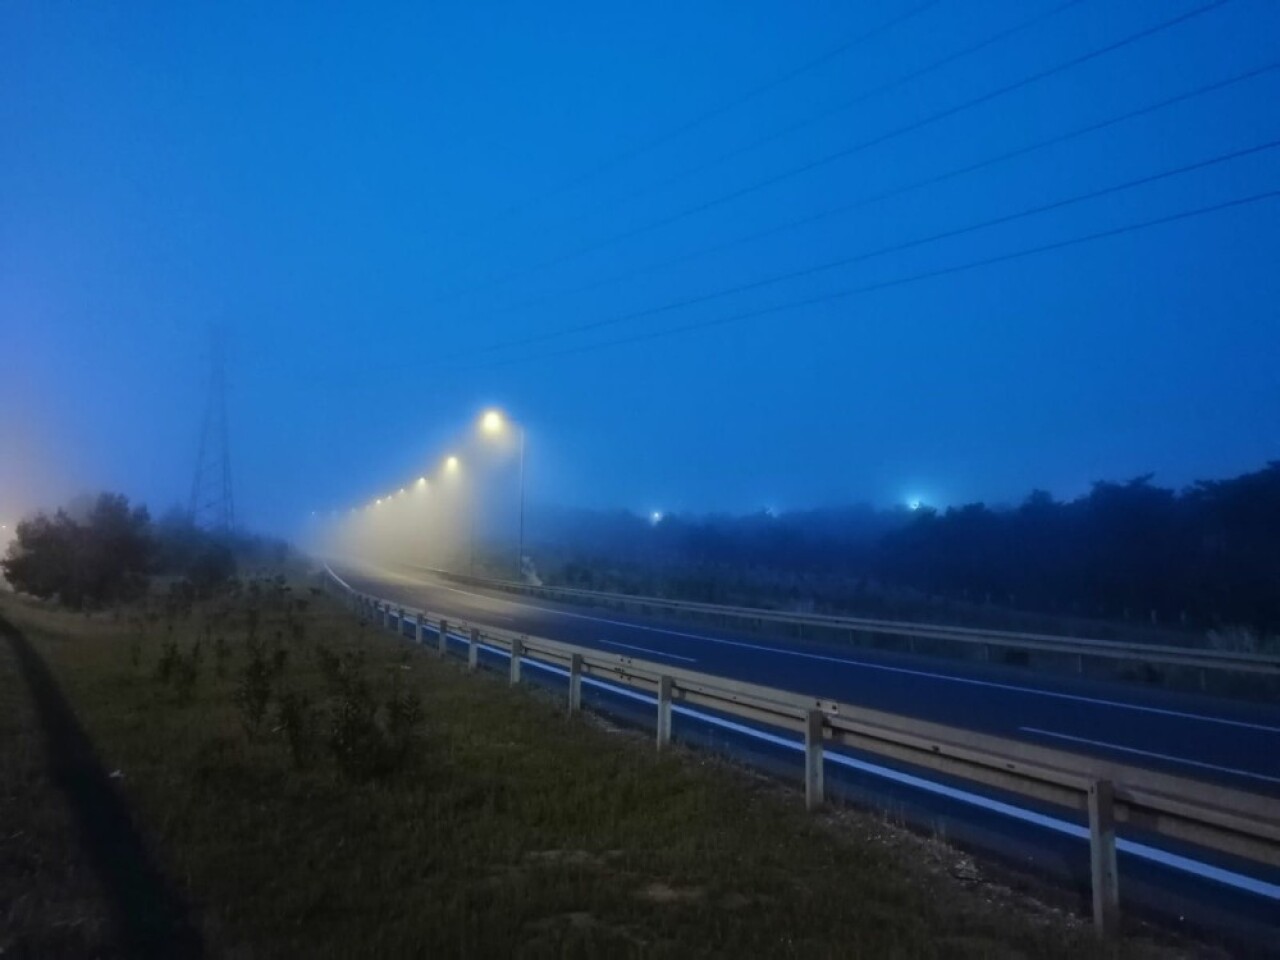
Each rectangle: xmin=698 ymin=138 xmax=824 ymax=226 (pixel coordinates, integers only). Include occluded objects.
xmin=322 ymin=651 xmax=422 ymax=782
xmin=235 ymin=637 xmax=274 ymax=738
xmin=276 ymin=690 xmax=315 ymax=768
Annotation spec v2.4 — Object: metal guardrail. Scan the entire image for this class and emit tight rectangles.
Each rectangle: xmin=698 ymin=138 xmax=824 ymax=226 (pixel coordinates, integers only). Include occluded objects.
xmin=323 ymin=565 xmax=1280 ymax=938
xmin=413 ymin=565 xmax=1280 ymax=679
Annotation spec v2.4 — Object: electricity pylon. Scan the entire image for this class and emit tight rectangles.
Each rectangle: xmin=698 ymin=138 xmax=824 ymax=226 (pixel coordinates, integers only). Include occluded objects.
xmin=189 ymin=329 xmax=235 ymax=532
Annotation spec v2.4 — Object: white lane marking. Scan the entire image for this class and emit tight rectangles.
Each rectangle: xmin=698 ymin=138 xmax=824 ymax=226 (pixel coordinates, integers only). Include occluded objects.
xmin=425 ymin=580 xmax=1280 ymax=735
xmin=326 ymin=566 xmax=355 ymax=591
xmin=596 ymin=639 xmax=697 ymax=662
xmin=1019 ymin=728 xmax=1280 ymax=785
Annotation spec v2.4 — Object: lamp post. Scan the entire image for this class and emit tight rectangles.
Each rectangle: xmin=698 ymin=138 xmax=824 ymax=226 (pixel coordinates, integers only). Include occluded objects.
xmin=480 ymin=409 xmax=526 ymax=579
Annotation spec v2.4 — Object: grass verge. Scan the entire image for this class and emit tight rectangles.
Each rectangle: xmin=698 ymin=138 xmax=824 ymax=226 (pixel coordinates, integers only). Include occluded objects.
xmin=0 ymin=579 xmax=1198 ymax=958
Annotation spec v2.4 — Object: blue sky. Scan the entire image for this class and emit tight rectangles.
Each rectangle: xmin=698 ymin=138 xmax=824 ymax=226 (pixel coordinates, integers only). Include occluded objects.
xmin=2 ymin=0 xmax=1278 ymax=533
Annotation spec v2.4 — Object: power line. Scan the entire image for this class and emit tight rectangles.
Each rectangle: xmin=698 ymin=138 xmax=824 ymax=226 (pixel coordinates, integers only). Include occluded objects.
xmin=468 ymin=0 xmax=1234 ymax=291
xmin=461 ymin=59 xmax=1280 ymax=348
xmin=446 ymin=138 xmax=1280 ymax=358
xmin=559 ymin=0 xmax=1089 ymax=230
xmin=488 ymin=0 xmax=945 ymax=224
xmin=463 ymin=188 xmax=1279 ymax=368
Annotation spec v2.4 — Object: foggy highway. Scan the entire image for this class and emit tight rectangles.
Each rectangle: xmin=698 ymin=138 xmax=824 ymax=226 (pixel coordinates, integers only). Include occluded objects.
xmin=336 ymin=557 xmax=1280 ymax=795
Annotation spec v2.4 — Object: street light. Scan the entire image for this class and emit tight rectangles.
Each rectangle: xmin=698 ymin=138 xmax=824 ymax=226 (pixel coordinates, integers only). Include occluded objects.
xmin=445 ymin=455 xmax=459 ymax=473
xmin=478 ymin=408 xmax=526 ymax=578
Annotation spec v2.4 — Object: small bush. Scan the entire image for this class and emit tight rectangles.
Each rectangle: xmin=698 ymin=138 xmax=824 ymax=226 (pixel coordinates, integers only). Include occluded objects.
xmin=214 ymin=636 xmax=231 ymax=678
xmin=276 ymin=690 xmax=315 ymax=769
xmin=328 ymin=684 xmax=387 ymax=782
xmin=235 ymin=639 xmax=274 ymax=738
xmin=172 ymin=646 xmax=200 ymax=705
xmin=321 ymin=654 xmax=421 ymax=782
xmin=385 ymin=680 xmax=424 ymax=766
xmin=155 ymin=641 xmax=180 ymax=683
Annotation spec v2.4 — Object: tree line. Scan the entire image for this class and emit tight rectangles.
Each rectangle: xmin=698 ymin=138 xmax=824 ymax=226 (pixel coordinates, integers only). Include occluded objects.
xmin=530 ymin=462 xmax=1280 ymax=637
xmin=2 ymin=493 xmax=290 ymax=608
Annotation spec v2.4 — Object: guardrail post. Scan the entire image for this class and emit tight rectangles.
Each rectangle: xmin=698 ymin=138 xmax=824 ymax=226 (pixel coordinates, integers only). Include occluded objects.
xmin=656 ymin=676 xmax=674 ymax=750
xmin=415 ymin=613 xmax=425 ymax=646
xmin=468 ymin=627 xmax=480 ymax=671
xmin=397 ymin=607 xmax=405 ymax=638
xmin=438 ymin=619 xmax=449 ymax=658
xmin=510 ymin=637 xmax=523 ymax=685
xmin=804 ymin=709 xmax=824 ymax=812
xmin=1088 ymin=779 xmax=1120 ymax=938
xmin=568 ymin=653 xmax=583 ymax=714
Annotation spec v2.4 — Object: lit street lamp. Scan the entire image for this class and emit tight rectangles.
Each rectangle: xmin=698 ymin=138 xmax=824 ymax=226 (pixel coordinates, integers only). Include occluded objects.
xmin=479 ymin=409 xmax=526 ymax=578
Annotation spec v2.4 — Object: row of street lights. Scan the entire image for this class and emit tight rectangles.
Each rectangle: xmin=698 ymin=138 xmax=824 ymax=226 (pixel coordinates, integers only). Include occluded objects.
xmin=350 ymin=409 xmax=527 ymax=576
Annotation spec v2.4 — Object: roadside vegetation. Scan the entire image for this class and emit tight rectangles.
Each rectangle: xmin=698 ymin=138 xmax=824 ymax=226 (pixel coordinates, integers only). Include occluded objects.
xmin=1 ymin=491 xmax=292 ymax=609
xmin=0 ymin=570 xmax=1198 ymax=958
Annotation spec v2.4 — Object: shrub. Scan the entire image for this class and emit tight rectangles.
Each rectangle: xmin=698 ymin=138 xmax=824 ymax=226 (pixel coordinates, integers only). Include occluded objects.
xmin=1 ymin=494 xmax=151 ymax=608
xmin=235 ymin=639 xmax=274 ymax=738
xmin=214 ymin=636 xmax=232 ymax=678
xmin=276 ymin=690 xmax=315 ymax=768
xmin=155 ymin=641 xmax=180 ymax=683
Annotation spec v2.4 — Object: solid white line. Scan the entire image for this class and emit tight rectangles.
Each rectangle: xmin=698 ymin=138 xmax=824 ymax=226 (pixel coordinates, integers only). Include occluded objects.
xmin=325 ymin=565 xmax=355 ymax=592
xmin=596 ymin=638 xmax=697 ymax=662
xmin=1019 ymin=727 xmax=1280 ymax=785
xmin=425 ymin=580 xmax=1280 ymax=735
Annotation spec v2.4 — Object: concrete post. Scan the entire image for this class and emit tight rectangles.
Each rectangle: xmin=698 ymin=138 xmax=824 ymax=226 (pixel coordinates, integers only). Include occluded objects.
xmin=510 ymin=637 xmax=523 ymax=685
xmin=1088 ymin=779 xmax=1120 ymax=937
xmin=438 ymin=619 xmax=449 ymax=658
xmin=416 ymin=613 xmax=426 ymax=646
xmin=468 ymin=627 xmax=480 ymax=671
xmin=568 ymin=653 xmax=583 ymax=714
xmin=804 ymin=709 xmax=825 ymax=812
xmin=656 ymin=676 xmax=674 ymax=750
